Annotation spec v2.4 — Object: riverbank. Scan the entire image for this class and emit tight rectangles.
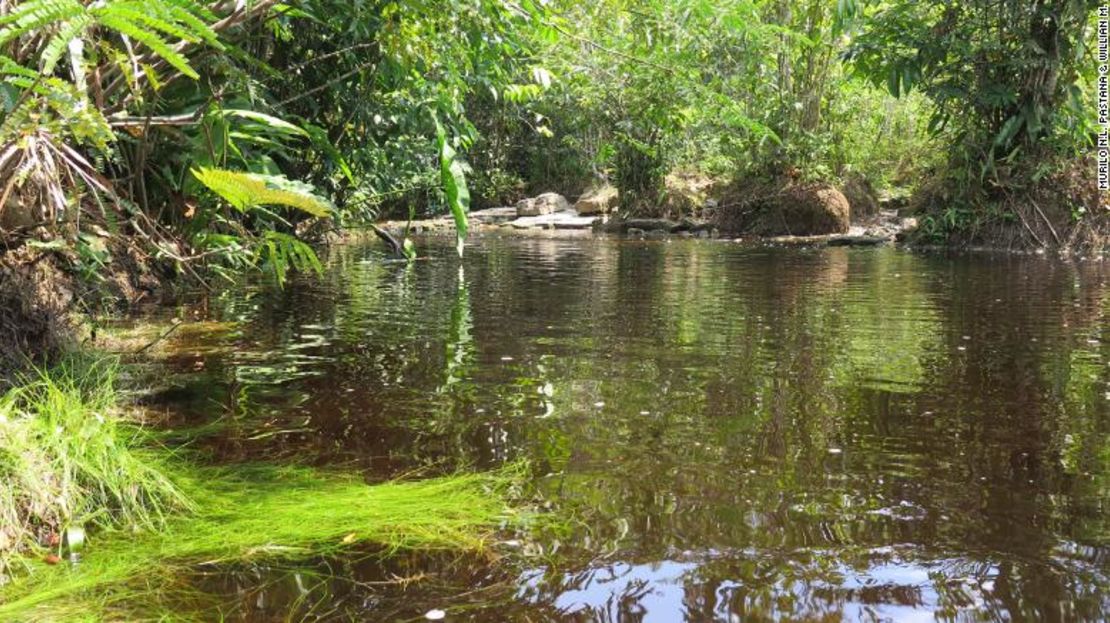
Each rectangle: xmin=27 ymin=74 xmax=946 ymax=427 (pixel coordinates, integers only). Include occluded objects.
xmin=384 ymin=158 xmax=1107 ymax=258
xmin=0 ymin=357 xmax=524 ymax=621
xmin=375 ymin=181 xmax=1104 ymax=258
xmin=376 ymin=203 xmax=919 ymax=249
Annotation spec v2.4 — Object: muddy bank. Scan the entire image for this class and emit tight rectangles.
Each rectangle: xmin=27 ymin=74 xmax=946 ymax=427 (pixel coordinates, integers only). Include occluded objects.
xmin=0 ymin=235 xmax=167 ymax=376
xmin=904 ymin=158 xmax=1108 ymax=257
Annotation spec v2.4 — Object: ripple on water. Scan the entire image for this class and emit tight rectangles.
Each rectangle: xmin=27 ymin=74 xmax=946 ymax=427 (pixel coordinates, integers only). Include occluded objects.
xmin=122 ymin=238 xmax=1108 ymax=621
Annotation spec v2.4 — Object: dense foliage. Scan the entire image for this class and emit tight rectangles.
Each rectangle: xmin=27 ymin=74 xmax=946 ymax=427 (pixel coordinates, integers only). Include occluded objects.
xmin=0 ymin=0 xmax=547 ymax=284
xmin=0 ymin=0 xmax=1102 ymax=291
xmin=847 ymin=0 xmax=1101 ymax=239
xmin=467 ymin=0 xmax=939 ymax=213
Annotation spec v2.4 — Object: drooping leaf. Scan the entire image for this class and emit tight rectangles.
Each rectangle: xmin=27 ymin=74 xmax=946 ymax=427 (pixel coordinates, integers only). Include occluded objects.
xmin=218 ymin=109 xmax=309 ymax=137
xmin=436 ymin=119 xmax=469 ymax=258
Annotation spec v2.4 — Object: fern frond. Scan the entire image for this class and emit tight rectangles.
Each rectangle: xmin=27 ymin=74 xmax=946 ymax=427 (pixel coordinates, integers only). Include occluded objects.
xmin=191 ymin=167 xmax=334 ymax=218
xmin=0 ymin=56 xmax=41 ymax=80
xmin=163 ymin=5 xmax=223 ymax=47
xmin=39 ymin=13 xmax=91 ymax=73
xmin=106 ymin=4 xmax=200 ymax=44
xmin=257 ymin=230 xmax=323 ymax=288
xmin=161 ymin=0 xmax=218 ymax=23
xmin=95 ymin=13 xmax=198 ymax=79
xmin=1 ymin=0 xmax=223 ymax=84
xmin=0 ymin=0 xmax=84 ymax=46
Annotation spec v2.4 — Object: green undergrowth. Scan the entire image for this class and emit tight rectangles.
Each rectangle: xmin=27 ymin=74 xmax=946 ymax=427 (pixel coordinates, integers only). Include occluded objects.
xmin=0 ymin=359 xmax=526 ymax=621
xmin=0 ymin=358 xmax=192 ymax=576
xmin=1 ymin=467 xmax=522 ymax=621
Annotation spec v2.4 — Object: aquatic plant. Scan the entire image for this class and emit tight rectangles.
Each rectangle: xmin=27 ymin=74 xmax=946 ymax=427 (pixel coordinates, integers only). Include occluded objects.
xmin=0 ymin=467 xmax=520 ymax=621
xmin=0 ymin=358 xmax=525 ymax=621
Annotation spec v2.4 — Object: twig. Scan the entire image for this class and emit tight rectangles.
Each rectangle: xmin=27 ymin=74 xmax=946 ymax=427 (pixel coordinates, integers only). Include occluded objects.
xmin=545 ymin=20 xmax=677 ymax=74
xmin=1030 ymin=200 xmax=1061 ymax=247
xmin=285 ymin=42 xmax=379 ymax=73
xmin=1013 ymin=204 xmax=1045 ymax=248
xmin=133 ymin=319 xmax=183 ymax=354
xmin=108 ymin=112 xmax=204 ymax=128
xmin=276 ymin=61 xmax=378 ymax=107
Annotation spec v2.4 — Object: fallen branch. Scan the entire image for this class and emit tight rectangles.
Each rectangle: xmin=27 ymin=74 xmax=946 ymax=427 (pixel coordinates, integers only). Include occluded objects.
xmin=133 ymin=319 xmax=183 ymax=354
xmin=1030 ymin=200 xmax=1062 ymax=247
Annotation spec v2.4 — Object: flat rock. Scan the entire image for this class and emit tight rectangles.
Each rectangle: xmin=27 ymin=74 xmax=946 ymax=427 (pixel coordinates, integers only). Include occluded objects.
xmin=508 ymin=210 xmax=599 ymax=230
xmin=766 ymin=234 xmax=834 ymax=246
xmin=552 ymin=216 xmax=599 ymax=230
xmin=469 ymin=206 xmax=519 ymax=224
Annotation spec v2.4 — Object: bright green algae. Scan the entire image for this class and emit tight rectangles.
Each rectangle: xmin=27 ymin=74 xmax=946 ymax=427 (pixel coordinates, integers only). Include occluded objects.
xmin=0 ymin=465 xmax=521 ymax=621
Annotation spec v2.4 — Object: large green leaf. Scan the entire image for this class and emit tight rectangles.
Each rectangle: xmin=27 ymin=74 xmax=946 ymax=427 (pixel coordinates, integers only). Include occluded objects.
xmin=436 ymin=119 xmax=470 ymax=258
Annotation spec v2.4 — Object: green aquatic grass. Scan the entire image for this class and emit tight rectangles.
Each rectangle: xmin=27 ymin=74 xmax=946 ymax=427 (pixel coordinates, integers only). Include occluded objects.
xmin=0 ymin=357 xmax=526 ymax=621
xmin=0 ymin=466 xmax=520 ymax=621
xmin=0 ymin=357 xmax=191 ymax=576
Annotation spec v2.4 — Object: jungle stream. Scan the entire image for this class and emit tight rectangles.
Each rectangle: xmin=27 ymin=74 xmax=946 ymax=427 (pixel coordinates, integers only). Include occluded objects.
xmin=35 ymin=236 xmax=1105 ymax=621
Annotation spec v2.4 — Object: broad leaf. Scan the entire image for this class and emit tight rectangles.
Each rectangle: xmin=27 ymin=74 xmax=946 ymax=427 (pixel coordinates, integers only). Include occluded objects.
xmin=436 ymin=119 xmax=470 ymax=258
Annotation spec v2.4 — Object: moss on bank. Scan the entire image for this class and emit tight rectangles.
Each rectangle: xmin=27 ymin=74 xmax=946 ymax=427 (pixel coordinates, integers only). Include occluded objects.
xmin=0 ymin=359 xmax=523 ymax=621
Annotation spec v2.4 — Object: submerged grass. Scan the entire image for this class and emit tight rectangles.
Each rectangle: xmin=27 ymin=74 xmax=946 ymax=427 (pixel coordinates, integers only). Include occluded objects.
xmin=0 ymin=358 xmax=525 ymax=621
xmin=1 ymin=467 xmax=519 ymax=621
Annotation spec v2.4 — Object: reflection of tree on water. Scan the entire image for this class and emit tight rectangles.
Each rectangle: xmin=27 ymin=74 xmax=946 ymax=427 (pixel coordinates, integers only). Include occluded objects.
xmin=520 ymin=247 xmax=1107 ymax=621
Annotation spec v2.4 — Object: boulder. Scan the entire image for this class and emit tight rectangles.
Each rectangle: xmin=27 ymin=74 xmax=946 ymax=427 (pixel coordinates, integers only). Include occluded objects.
xmin=661 ymin=172 xmax=717 ymax=217
xmin=753 ymin=184 xmax=850 ymax=236
xmin=574 ymin=185 xmax=619 ymax=215
xmin=516 ymin=192 xmax=569 ymax=217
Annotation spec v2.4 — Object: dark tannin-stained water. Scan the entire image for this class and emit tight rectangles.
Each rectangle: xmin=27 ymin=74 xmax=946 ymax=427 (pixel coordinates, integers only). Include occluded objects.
xmin=135 ymin=237 xmax=1108 ymax=621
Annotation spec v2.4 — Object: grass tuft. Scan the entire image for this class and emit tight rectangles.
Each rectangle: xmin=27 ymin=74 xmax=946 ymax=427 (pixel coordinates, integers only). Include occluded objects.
xmin=0 ymin=357 xmax=190 ymax=576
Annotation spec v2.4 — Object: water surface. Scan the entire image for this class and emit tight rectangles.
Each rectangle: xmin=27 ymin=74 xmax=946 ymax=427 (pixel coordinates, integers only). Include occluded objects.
xmin=134 ymin=237 xmax=1109 ymax=621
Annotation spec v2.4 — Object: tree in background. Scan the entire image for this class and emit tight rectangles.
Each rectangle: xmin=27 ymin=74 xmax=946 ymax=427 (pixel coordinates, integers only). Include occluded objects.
xmin=847 ymin=0 xmax=1102 ymax=243
xmin=466 ymin=0 xmax=935 ymax=216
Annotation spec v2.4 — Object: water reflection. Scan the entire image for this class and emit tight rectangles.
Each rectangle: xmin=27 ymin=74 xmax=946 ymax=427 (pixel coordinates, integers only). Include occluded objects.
xmin=125 ymin=239 xmax=1108 ymax=621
